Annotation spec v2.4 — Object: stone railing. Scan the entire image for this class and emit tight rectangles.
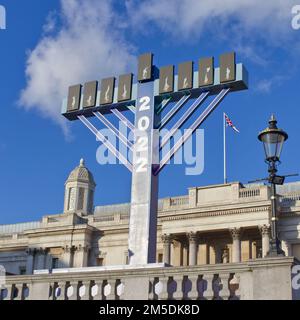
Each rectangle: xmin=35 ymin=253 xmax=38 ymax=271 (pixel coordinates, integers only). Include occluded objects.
xmin=163 ymin=196 xmax=189 ymax=210
xmin=120 ymin=214 xmax=129 ymax=221
xmin=93 ymin=216 xmax=115 ymax=223
xmin=239 ymin=188 xmax=261 ymax=198
xmin=279 ymin=193 xmax=300 ymax=206
xmin=170 ymin=196 xmax=189 ymax=207
xmin=0 ymin=234 xmax=13 ymax=240
xmin=0 ymin=257 xmax=296 ymax=300
xmin=0 ymin=233 xmax=28 ymax=241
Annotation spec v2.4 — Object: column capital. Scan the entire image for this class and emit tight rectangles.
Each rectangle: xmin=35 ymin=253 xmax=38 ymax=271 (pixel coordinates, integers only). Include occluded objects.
xmin=181 ymin=239 xmax=189 ymax=249
xmin=259 ymin=224 xmax=270 ymax=236
xmin=26 ymin=248 xmax=35 ymax=256
xmin=76 ymin=244 xmax=90 ymax=252
xmin=161 ymin=234 xmax=173 ymax=244
xmin=230 ymin=228 xmax=241 ymax=240
xmin=27 ymin=247 xmax=47 ymax=255
xmin=63 ymin=245 xmax=76 ymax=253
xmin=187 ymin=232 xmax=198 ymax=244
xmin=37 ymin=248 xmax=48 ymax=255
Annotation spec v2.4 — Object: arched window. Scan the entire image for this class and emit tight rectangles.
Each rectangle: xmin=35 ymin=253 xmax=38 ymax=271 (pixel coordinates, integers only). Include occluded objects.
xmin=68 ymin=188 xmax=76 ymax=211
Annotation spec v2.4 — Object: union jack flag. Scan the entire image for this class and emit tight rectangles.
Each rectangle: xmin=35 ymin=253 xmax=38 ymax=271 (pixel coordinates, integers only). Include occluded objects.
xmin=224 ymin=113 xmax=240 ymax=133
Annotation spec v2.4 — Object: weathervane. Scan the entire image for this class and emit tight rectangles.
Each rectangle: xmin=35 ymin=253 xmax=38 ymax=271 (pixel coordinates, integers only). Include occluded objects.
xmin=62 ymin=51 xmax=248 ymax=266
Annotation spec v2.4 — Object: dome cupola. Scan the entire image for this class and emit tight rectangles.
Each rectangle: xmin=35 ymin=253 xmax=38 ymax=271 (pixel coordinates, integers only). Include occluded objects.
xmin=63 ymin=159 xmax=96 ymax=216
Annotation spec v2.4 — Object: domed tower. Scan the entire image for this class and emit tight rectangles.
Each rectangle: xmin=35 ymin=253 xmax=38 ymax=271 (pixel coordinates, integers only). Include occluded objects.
xmin=64 ymin=159 xmax=96 ymax=216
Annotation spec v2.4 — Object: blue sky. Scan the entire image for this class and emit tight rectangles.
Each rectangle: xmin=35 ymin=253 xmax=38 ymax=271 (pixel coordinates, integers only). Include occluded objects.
xmin=0 ymin=0 xmax=300 ymax=224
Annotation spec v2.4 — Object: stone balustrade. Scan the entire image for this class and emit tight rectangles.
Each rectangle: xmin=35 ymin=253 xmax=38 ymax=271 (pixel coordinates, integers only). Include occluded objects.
xmin=279 ymin=193 xmax=300 ymax=206
xmin=0 ymin=257 xmax=296 ymax=300
xmin=169 ymin=196 xmax=190 ymax=207
xmin=239 ymin=188 xmax=261 ymax=198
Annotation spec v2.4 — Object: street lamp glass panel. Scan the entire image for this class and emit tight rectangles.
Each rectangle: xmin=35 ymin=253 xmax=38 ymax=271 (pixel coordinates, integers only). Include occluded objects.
xmin=261 ymin=132 xmax=285 ymax=161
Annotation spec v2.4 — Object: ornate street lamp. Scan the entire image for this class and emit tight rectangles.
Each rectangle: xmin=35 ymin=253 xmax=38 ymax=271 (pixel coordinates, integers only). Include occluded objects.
xmin=258 ymin=115 xmax=288 ymax=256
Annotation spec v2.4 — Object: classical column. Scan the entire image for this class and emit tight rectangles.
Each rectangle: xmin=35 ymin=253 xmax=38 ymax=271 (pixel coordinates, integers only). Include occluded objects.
xmin=36 ymin=248 xmax=47 ymax=270
xmin=181 ymin=240 xmax=189 ymax=266
xmin=187 ymin=232 xmax=198 ymax=266
xmin=230 ymin=228 xmax=241 ymax=263
xmin=74 ymin=245 xmax=89 ymax=268
xmin=25 ymin=248 xmax=35 ymax=275
xmin=259 ymin=225 xmax=270 ymax=258
xmin=197 ymin=238 xmax=208 ymax=265
xmin=161 ymin=234 xmax=172 ymax=265
xmin=62 ymin=246 xmax=75 ymax=268
xmin=44 ymin=249 xmax=52 ymax=270
xmin=214 ymin=244 xmax=223 ymax=264
xmin=208 ymin=245 xmax=216 ymax=264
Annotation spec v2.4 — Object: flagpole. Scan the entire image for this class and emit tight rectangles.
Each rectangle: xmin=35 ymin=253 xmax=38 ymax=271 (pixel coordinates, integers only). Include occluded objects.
xmin=223 ymin=113 xmax=227 ymax=184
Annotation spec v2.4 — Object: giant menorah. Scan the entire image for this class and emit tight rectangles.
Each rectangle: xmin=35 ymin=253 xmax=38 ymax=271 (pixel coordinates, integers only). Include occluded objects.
xmin=62 ymin=52 xmax=248 ymax=266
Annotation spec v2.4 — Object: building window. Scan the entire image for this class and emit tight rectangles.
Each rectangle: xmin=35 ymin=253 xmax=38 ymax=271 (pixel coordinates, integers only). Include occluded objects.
xmin=52 ymin=258 xmax=59 ymax=269
xmin=19 ymin=266 xmax=26 ymax=275
xmin=96 ymin=258 xmax=104 ymax=266
xmin=158 ymin=253 xmax=163 ymax=263
xmin=78 ymin=188 xmax=85 ymax=210
xmin=124 ymin=252 xmax=129 ymax=265
xmin=88 ymin=190 xmax=94 ymax=213
xmin=68 ymin=188 xmax=76 ymax=211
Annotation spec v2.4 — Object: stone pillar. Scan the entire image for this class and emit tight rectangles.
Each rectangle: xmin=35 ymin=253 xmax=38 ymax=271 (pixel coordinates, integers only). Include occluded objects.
xmin=25 ymin=249 xmax=35 ymax=275
xmin=230 ymin=228 xmax=241 ymax=263
xmin=74 ymin=245 xmax=89 ymax=268
xmin=37 ymin=248 xmax=48 ymax=270
xmin=187 ymin=232 xmax=198 ymax=266
xmin=214 ymin=244 xmax=223 ymax=264
xmin=44 ymin=249 xmax=52 ymax=270
xmin=208 ymin=245 xmax=216 ymax=264
xmin=181 ymin=241 xmax=189 ymax=266
xmin=161 ymin=234 xmax=172 ymax=265
xmin=259 ymin=225 xmax=270 ymax=258
xmin=36 ymin=248 xmax=46 ymax=270
xmin=62 ymin=246 xmax=75 ymax=268
xmin=197 ymin=239 xmax=208 ymax=265
xmin=188 ymin=187 xmax=197 ymax=208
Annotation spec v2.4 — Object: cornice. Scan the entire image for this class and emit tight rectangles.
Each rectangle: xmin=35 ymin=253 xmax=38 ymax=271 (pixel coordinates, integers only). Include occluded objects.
xmin=159 ymin=205 xmax=271 ymax=222
xmin=23 ymin=224 xmax=95 ymax=238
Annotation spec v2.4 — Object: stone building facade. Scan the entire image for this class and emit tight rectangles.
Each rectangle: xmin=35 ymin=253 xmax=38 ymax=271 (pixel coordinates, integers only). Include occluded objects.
xmin=1 ymin=159 xmax=300 ymax=276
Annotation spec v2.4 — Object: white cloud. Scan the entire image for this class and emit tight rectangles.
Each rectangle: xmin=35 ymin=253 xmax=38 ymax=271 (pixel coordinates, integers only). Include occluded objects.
xmin=126 ymin=0 xmax=295 ymax=43
xmin=255 ymin=75 xmax=286 ymax=93
xmin=235 ymin=45 xmax=268 ymax=67
xmin=125 ymin=0 xmax=298 ymax=93
xmin=20 ymin=0 xmax=298 ymax=135
xmin=19 ymin=0 xmax=136 ymax=136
